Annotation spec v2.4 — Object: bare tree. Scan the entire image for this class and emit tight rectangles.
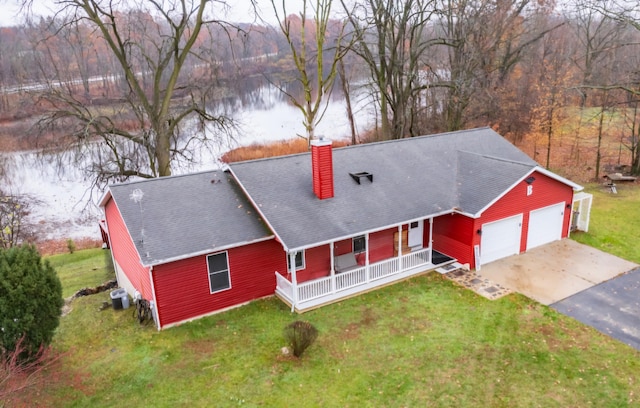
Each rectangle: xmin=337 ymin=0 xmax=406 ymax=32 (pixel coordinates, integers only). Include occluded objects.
xmin=271 ymin=0 xmax=351 ymax=143
xmin=342 ymin=0 xmax=440 ymax=139
xmin=28 ymin=0 xmax=243 ymax=186
xmin=436 ymin=0 xmax=561 ymax=131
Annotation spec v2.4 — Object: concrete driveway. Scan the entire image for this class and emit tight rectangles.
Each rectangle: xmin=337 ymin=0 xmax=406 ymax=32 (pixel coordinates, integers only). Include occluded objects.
xmin=477 ymin=239 xmax=638 ymax=305
xmin=551 ymin=267 xmax=640 ymax=351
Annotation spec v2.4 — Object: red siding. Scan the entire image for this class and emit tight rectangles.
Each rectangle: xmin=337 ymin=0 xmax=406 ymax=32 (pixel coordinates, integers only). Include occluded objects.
xmin=152 ymin=238 xmax=285 ymax=328
xmin=311 ymin=140 xmax=334 ymax=200
xmin=433 ymin=171 xmax=574 ymax=269
xmin=423 ymin=221 xmax=431 ymax=247
xmin=104 ymin=197 xmax=153 ymax=299
xmin=296 ymin=244 xmax=331 ymax=282
xmin=369 ymin=228 xmax=396 ymax=263
xmin=334 ymin=238 xmax=353 ymax=256
xmin=433 ymin=213 xmax=475 ymax=266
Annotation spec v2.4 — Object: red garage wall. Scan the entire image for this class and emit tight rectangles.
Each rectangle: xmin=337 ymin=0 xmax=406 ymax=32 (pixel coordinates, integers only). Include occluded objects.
xmin=432 ymin=213 xmax=475 ymax=265
xmin=474 ymin=171 xmax=574 ymax=254
xmin=152 ymin=238 xmax=285 ymax=328
xmin=433 ymin=171 xmax=574 ymax=269
xmin=104 ymin=197 xmax=153 ymax=300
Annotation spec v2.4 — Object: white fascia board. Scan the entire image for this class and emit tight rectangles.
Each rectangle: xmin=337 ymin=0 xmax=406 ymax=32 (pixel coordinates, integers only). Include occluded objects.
xmin=473 ymin=166 xmax=582 ymax=218
xmin=98 ymin=189 xmax=113 ymax=208
xmin=535 ymin=166 xmax=583 ymax=191
xmin=288 ymin=208 xmax=457 ymax=253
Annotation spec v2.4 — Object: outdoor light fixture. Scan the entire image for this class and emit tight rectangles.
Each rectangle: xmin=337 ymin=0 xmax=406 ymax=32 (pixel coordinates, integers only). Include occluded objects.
xmin=476 ymin=229 xmax=482 ymax=235
xmin=525 ymin=176 xmax=536 ymax=184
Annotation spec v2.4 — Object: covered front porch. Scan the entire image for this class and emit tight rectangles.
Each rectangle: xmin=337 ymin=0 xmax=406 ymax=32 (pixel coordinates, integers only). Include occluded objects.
xmin=274 ymin=219 xmax=457 ymax=312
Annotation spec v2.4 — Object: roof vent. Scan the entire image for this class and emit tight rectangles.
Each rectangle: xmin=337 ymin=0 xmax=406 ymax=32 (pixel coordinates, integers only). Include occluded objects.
xmin=349 ymin=172 xmax=373 ymax=184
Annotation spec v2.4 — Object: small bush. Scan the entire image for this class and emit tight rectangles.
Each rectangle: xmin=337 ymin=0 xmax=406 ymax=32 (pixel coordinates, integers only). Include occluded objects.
xmin=66 ymin=239 xmax=76 ymax=254
xmin=283 ymin=320 xmax=318 ymax=358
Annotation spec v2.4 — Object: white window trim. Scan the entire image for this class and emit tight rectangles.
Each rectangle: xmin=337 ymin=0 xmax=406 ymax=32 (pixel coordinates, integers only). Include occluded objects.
xmin=288 ymin=250 xmax=306 ymax=271
xmin=207 ymin=251 xmax=232 ymax=294
xmin=352 ymin=235 xmax=366 ymax=254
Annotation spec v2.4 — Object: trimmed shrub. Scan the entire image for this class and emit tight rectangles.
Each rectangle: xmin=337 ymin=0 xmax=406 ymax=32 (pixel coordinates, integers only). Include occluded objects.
xmin=0 ymin=245 xmax=63 ymax=362
xmin=283 ymin=321 xmax=318 ymax=358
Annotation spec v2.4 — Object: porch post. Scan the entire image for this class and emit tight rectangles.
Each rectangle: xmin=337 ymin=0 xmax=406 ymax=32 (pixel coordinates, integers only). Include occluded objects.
xmin=365 ymin=233 xmax=370 ymax=283
xmin=428 ymin=217 xmax=434 ymax=264
xmin=398 ymin=225 xmax=403 ymax=272
xmin=330 ymin=242 xmax=336 ymax=294
xmin=289 ymin=252 xmax=298 ymax=311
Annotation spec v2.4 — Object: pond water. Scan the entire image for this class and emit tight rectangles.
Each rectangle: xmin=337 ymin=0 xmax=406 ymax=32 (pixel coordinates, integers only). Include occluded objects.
xmin=2 ymin=82 xmax=375 ymax=240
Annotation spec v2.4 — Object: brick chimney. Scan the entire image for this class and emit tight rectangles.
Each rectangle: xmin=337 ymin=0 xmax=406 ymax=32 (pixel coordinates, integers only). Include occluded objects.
xmin=311 ymin=138 xmax=334 ymax=200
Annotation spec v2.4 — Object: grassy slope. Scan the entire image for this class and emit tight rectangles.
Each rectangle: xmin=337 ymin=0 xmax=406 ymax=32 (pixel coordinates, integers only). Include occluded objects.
xmin=47 ymin=248 xmax=115 ymax=298
xmin=13 ymin=186 xmax=640 ymax=407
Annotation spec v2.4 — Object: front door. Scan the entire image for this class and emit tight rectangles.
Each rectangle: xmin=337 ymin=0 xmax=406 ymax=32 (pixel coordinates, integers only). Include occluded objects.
xmin=408 ymin=220 xmax=424 ymax=249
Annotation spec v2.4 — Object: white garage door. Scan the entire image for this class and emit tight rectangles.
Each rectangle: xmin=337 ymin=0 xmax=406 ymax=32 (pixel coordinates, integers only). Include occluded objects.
xmin=480 ymin=214 xmax=523 ymax=265
xmin=527 ymin=202 xmax=565 ymax=250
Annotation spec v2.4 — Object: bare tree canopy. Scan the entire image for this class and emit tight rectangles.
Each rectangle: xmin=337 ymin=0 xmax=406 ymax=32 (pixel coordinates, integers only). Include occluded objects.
xmin=26 ymin=0 xmax=247 ymax=186
xmin=271 ymin=0 xmax=352 ymax=143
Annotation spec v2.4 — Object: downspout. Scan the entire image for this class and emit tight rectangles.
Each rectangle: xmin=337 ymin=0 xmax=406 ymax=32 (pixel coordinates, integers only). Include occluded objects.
xmin=289 ymin=252 xmax=298 ymax=313
xmin=148 ymin=265 xmax=161 ymax=331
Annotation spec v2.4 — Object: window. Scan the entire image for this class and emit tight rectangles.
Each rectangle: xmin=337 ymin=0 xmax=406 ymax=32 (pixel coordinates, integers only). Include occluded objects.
xmin=353 ymin=235 xmax=366 ymax=254
xmin=207 ymin=252 xmax=231 ymax=294
xmin=287 ymin=251 xmax=305 ymax=271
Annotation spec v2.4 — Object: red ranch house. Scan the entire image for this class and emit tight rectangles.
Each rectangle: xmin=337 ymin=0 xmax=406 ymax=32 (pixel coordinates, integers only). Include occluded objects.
xmin=100 ymin=128 xmax=592 ymax=329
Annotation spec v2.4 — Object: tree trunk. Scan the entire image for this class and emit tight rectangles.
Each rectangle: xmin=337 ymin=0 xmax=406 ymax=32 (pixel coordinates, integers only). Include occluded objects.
xmin=595 ymin=106 xmax=605 ymax=180
xmin=338 ymin=59 xmax=357 ymax=144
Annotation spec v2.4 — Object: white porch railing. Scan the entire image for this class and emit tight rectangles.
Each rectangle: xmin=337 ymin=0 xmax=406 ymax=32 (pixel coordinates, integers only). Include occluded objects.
xmin=402 ymin=249 xmax=431 ymax=270
xmin=275 ymin=247 xmax=434 ymax=306
xmin=370 ymin=257 xmax=399 ymax=280
xmin=275 ymin=271 xmax=293 ymax=299
xmin=298 ymin=276 xmax=332 ymax=302
xmin=336 ymin=266 xmax=367 ymax=290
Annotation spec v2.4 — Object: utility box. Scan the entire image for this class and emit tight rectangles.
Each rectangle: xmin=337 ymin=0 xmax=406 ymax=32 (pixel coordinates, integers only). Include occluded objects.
xmin=110 ymin=288 xmax=129 ymax=310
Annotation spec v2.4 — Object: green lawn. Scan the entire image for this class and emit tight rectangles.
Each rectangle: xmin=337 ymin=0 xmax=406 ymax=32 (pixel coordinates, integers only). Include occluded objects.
xmin=47 ymin=248 xmax=115 ymax=298
xmin=10 ymin=186 xmax=640 ymax=407
xmin=571 ymin=183 xmax=640 ymax=264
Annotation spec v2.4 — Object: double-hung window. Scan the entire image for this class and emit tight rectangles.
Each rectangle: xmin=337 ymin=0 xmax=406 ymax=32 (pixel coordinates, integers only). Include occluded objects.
xmin=287 ymin=251 xmax=305 ymax=271
xmin=353 ymin=235 xmax=366 ymax=254
xmin=207 ymin=252 xmax=231 ymax=294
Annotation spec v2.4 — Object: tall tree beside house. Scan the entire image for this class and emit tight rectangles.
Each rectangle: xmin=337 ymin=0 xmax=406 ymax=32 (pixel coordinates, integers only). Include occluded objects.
xmin=271 ymin=0 xmax=351 ymax=143
xmin=435 ymin=0 xmax=561 ymax=132
xmin=529 ymin=24 xmax=576 ymax=170
xmin=342 ymin=0 xmax=441 ymax=140
xmin=0 ymin=245 xmax=63 ymax=362
xmin=581 ymin=0 xmax=640 ymax=175
xmin=27 ymin=0 xmax=241 ymax=185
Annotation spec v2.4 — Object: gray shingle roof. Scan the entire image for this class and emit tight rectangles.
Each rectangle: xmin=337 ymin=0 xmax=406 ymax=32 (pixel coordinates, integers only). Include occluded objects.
xmin=229 ymin=128 xmax=542 ymax=251
xmin=107 ymin=170 xmax=271 ymax=266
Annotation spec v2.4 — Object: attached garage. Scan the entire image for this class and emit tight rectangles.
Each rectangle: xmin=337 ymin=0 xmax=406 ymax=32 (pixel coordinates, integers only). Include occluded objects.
xmin=526 ymin=202 xmax=565 ymax=250
xmin=480 ymin=214 xmax=523 ymax=265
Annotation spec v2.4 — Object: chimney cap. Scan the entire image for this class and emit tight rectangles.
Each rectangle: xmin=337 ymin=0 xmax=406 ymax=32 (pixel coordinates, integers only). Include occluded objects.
xmin=311 ymin=138 xmax=332 ymax=147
